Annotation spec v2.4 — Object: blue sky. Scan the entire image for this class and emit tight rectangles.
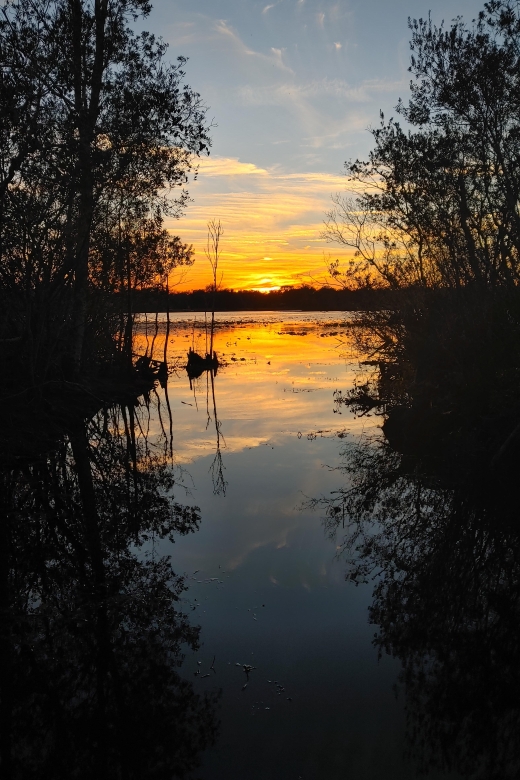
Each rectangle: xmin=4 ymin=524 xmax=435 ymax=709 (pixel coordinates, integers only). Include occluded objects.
xmin=144 ymin=0 xmax=487 ymax=289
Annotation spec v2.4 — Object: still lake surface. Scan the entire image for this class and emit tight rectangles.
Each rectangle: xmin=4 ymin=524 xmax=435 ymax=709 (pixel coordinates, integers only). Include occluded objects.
xmin=134 ymin=311 xmax=459 ymax=780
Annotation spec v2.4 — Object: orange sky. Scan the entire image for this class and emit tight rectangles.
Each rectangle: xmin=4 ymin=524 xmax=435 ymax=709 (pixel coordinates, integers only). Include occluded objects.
xmin=151 ymin=0 xmax=483 ymax=293
xmin=167 ymin=156 xmax=359 ymax=292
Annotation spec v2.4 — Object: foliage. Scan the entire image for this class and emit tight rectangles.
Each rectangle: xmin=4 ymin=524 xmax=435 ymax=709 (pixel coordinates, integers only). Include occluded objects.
xmin=324 ymin=1 xmax=520 ymax=291
xmin=0 ymin=0 xmax=210 ymax=374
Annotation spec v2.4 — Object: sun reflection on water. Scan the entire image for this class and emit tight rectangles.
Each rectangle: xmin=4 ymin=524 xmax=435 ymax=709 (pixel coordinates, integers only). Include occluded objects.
xmin=132 ymin=311 xmax=369 ymax=465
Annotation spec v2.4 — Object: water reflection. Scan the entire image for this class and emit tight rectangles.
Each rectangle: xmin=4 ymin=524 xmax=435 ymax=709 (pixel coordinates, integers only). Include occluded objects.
xmin=133 ymin=312 xmax=361 ymax=465
xmin=0 ymin=401 xmax=218 ymax=779
xmin=318 ymin=363 xmax=520 ymax=778
xmin=206 ymin=370 xmax=227 ymax=497
xmin=135 ymin=313 xmax=424 ymax=780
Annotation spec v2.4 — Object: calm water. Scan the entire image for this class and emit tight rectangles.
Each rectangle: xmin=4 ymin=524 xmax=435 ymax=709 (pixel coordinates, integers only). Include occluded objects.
xmin=134 ymin=312 xmax=458 ymax=780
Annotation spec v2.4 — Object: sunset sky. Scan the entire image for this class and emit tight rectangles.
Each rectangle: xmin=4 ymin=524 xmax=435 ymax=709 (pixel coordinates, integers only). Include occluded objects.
xmin=147 ymin=0 xmax=484 ymax=291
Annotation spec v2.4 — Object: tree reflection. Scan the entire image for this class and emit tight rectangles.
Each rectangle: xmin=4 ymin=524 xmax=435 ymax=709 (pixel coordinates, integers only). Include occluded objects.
xmin=187 ymin=365 xmax=227 ymax=497
xmin=317 ymin=379 xmax=520 ymax=778
xmin=0 ymin=401 xmax=218 ymax=779
xmin=207 ymin=369 xmax=227 ymax=497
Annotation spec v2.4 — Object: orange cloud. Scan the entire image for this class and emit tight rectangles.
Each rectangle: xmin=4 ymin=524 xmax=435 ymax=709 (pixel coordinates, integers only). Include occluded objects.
xmin=167 ymin=156 xmax=360 ymax=291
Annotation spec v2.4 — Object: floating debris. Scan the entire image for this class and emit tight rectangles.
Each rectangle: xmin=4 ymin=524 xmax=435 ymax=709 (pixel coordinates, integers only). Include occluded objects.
xmin=235 ymin=662 xmax=257 ymax=684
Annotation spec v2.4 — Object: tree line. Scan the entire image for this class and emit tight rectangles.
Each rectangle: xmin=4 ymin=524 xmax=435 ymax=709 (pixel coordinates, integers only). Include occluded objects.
xmin=126 ymin=284 xmax=408 ymax=312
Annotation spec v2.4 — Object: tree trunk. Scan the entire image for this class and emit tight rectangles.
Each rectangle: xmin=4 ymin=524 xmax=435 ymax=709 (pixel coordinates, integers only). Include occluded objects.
xmin=69 ymin=0 xmax=109 ymax=374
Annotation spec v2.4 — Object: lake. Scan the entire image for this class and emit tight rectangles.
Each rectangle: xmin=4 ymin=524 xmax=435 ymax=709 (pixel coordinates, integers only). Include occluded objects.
xmin=132 ymin=311 xmax=460 ymax=780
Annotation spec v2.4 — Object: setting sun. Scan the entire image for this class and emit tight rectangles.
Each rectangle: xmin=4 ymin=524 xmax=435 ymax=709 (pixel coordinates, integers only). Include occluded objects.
xmin=252 ymin=285 xmax=281 ymax=293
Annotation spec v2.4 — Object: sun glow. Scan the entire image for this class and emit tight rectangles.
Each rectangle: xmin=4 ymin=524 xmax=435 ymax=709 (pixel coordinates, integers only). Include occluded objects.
xmin=167 ymin=156 xmax=359 ymax=291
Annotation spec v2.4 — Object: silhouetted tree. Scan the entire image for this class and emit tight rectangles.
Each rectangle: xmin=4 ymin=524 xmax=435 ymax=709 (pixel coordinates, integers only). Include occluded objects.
xmin=325 ymin=1 xmax=520 ymax=292
xmin=0 ymin=0 xmax=210 ymax=376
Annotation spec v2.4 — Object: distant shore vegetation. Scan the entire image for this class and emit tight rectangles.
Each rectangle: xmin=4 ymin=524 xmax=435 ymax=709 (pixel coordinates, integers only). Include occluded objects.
xmin=124 ymin=284 xmax=404 ymax=312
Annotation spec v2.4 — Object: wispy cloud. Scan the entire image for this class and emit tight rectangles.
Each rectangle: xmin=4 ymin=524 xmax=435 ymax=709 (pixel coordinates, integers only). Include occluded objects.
xmin=238 ymin=77 xmax=406 ymax=106
xmin=156 ymin=3 xmax=410 ymax=290
xmin=234 ymin=75 xmax=405 ymax=155
xmin=214 ymin=19 xmax=294 ymax=73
